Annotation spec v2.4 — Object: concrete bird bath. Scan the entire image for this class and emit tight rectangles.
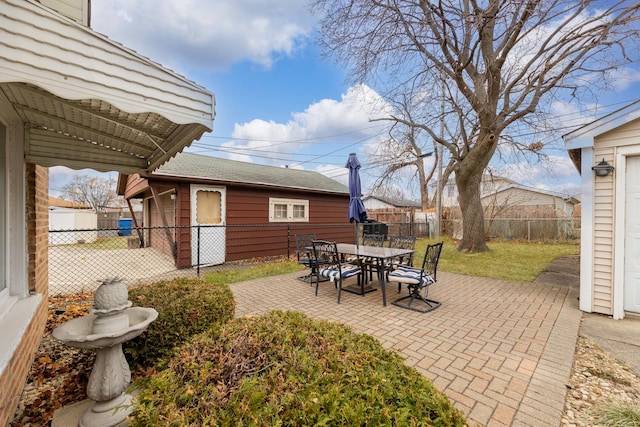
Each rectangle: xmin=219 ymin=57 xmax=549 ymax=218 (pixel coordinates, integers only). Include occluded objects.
xmin=52 ymin=277 xmax=157 ymax=427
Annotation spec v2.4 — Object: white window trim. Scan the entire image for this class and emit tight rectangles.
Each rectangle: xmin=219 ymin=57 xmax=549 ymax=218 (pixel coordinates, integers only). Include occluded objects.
xmin=269 ymin=198 xmax=309 ymax=222
xmin=0 ymin=104 xmax=34 ymax=378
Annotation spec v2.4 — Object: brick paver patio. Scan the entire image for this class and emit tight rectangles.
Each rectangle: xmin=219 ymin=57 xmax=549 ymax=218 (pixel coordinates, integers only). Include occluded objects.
xmin=230 ymin=267 xmax=581 ymax=426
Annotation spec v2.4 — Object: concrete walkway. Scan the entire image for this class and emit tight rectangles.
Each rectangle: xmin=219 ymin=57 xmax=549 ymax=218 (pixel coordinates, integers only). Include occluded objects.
xmin=230 ymin=256 xmax=582 ymax=426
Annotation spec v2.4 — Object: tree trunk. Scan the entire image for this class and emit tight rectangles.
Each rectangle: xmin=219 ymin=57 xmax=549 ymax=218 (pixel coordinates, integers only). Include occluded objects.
xmin=456 ymin=169 xmax=488 ymax=252
xmin=454 ymin=132 xmax=497 ymax=253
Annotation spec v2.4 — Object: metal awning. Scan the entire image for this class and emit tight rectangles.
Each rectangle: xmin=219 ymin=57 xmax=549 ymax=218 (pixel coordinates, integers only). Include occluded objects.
xmin=1 ymin=0 xmax=215 ymax=174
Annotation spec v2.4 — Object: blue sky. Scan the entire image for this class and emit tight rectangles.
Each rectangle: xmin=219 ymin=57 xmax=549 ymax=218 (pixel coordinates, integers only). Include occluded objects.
xmin=49 ymin=0 xmax=640 ymax=199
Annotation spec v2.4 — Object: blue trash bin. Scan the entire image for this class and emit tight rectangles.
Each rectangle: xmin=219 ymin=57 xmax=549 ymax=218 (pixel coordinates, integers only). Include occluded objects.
xmin=118 ymin=218 xmax=133 ymax=236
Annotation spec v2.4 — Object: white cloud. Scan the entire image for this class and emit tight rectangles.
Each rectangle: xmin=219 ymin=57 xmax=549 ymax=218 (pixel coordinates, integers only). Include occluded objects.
xmin=495 ymin=155 xmax=580 ymax=195
xmin=315 ymin=164 xmax=348 ymax=186
xmin=606 ymin=67 xmax=640 ymax=92
xmin=548 ymin=101 xmax=598 ymax=132
xmin=222 ymin=84 xmax=391 ymax=166
xmin=91 ymin=0 xmax=315 ymax=71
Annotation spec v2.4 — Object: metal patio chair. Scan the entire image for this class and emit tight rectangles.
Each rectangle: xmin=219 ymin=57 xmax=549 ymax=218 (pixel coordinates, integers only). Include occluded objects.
xmin=294 ymin=233 xmax=317 ymax=283
xmin=360 ymin=232 xmax=386 ymax=282
xmin=385 ymin=235 xmax=417 ymax=289
xmin=387 ymin=241 xmax=443 ymax=313
xmin=311 ymin=240 xmax=363 ymax=304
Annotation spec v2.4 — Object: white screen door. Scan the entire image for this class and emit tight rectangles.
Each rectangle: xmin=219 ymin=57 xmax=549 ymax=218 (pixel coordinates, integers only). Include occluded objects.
xmin=191 ymin=185 xmax=226 ymax=266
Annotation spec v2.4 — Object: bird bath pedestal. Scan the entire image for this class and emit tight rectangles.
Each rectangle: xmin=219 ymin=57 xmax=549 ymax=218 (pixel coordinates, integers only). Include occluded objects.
xmin=52 ymin=278 xmax=157 ymax=427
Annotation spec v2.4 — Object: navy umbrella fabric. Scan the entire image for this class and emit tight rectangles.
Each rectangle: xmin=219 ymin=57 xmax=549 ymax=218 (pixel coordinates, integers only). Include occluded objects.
xmin=346 ymin=153 xmax=367 ymax=245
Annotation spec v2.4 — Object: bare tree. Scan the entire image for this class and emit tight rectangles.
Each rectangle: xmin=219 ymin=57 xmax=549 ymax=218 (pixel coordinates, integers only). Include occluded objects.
xmin=312 ymin=0 xmax=640 ymax=252
xmin=59 ymin=175 xmax=117 ymax=211
xmin=367 ymin=91 xmax=433 ymax=209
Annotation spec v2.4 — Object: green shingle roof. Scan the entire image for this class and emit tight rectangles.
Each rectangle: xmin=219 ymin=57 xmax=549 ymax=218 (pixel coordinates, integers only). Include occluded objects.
xmin=154 ymin=152 xmax=349 ymax=194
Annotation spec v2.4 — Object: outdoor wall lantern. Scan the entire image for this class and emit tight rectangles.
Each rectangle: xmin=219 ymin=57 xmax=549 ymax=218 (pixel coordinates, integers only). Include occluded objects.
xmin=170 ymin=190 xmax=177 ymax=200
xmin=592 ymin=158 xmax=614 ymax=177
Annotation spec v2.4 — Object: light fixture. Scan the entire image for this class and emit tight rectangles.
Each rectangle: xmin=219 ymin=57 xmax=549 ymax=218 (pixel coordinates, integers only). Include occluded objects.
xmin=170 ymin=191 xmax=177 ymax=200
xmin=592 ymin=158 xmax=614 ymax=177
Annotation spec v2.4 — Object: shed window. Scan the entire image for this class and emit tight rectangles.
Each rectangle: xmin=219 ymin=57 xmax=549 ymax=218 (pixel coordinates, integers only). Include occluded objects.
xmin=196 ymin=190 xmax=222 ymax=224
xmin=269 ymin=198 xmax=309 ymax=222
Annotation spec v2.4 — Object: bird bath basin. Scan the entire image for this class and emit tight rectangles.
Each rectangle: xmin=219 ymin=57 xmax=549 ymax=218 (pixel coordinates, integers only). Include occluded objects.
xmin=53 ymin=307 xmax=157 ymax=350
xmin=52 ymin=278 xmax=157 ymax=427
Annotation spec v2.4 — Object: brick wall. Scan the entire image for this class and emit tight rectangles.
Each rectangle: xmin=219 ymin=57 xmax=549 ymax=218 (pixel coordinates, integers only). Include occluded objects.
xmin=0 ymin=164 xmax=49 ymax=425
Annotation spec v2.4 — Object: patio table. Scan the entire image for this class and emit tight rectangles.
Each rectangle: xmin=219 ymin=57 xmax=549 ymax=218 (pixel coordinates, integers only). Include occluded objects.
xmin=334 ymin=243 xmax=415 ymax=306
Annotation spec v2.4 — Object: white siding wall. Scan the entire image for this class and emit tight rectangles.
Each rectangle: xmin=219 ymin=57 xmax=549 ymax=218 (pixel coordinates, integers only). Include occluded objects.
xmin=40 ymin=0 xmax=88 ymax=24
xmin=592 ymin=152 xmax=614 ymax=315
xmin=364 ymin=198 xmax=395 ymax=210
xmin=49 ymin=209 xmax=98 ymax=244
xmin=592 ymin=118 xmax=640 ymax=315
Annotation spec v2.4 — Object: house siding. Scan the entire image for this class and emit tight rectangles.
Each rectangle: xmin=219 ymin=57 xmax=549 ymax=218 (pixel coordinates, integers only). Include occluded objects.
xmin=175 ymin=183 xmax=192 ymax=268
xmin=591 ymin=144 xmax=615 ymax=315
xmin=1 ymin=164 xmax=48 ymax=426
xmin=482 ymin=188 xmax=575 ymax=219
xmin=224 ymin=187 xmax=351 ymax=261
xmin=39 ymin=0 xmax=88 ymax=24
xmin=142 ymin=181 xmax=352 ymax=266
xmin=589 ymin=118 xmax=640 ymax=315
xmin=124 ymin=174 xmax=149 ymax=200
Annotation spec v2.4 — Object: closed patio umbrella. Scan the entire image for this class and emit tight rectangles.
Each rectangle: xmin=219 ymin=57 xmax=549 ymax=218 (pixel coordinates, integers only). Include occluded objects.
xmin=346 ymin=153 xmax=367 ymax=246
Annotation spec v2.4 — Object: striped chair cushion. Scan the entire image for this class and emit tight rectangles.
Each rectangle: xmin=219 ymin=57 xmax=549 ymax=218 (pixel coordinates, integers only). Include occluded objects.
xmin=319 ymin=264 xmax=361 ymax=281
xmin=387 ymin=266 xmax=434 ymax=286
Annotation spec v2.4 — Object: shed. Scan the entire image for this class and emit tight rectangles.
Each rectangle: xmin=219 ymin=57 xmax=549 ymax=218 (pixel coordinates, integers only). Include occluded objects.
xmin=118 ymin=152 xmax=353 ymax=267
xmin=564 ymin=99 xmax=640 ymax=319
xmin=49 ymin=207 xmax=98 ymax=244
xmin=363 ymin=195 xmax=421 ymax=210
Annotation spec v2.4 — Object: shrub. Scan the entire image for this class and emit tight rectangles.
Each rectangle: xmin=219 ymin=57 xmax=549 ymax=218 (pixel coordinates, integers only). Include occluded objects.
xmin=131 ymin=310 xmax=466 ymax=426
xmin=125 ymin=277 xmax=235 ymax=369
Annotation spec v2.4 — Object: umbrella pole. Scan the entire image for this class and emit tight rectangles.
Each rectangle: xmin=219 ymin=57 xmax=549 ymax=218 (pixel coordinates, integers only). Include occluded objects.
xmin=354 ymin=223 xmax=358 ymax=248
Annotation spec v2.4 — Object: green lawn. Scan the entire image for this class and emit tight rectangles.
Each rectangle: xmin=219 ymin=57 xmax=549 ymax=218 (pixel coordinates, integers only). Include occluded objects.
xmin=417 ymin=236 xmax=579 ymax=283
xmin=79 ymin=236 xmax=130 ymax=249
xmin=200 ymin=237 xmax=578 ymax=286
xmin=71 ymin=234 xmax=578 ymax=284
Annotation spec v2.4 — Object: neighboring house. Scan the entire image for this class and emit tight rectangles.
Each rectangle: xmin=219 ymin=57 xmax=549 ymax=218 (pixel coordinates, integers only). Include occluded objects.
xmin=0 ymin=0 xmax=214 ymax=424
xmin=362 ymin=195 xmax=422 ymax=234
xmin=363 ymin=195 xmax=421 ymax=210
xmin=430 ymin=174 xmax=515 ymax=207
xmin=481 ymin=184 xmax=579 ymax=219
xmin=564 ymin=99 xmax=640 ymax=320
xmin=117 ymin=152 xmax=353 ymax=267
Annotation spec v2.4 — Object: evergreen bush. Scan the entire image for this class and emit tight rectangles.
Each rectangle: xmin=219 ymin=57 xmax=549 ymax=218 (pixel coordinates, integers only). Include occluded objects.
xmin=131 ymin=310 xmax=465 ymax=426
xmin=125 ymin=277 xmax=235 ymax=369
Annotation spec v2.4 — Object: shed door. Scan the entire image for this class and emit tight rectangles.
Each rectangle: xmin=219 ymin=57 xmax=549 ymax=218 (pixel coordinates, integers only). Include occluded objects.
xmin=624 ymin=156 xmax=640 ymax=313
xmin=191 ymin=185 xmax=226 ymax=266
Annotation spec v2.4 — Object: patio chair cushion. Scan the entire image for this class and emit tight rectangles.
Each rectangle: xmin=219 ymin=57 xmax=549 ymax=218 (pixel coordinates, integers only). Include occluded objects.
xmin=387 ymin=265 xmax=435 ymax=286
xmin=319 ymin=263 xmax=361 ymax=281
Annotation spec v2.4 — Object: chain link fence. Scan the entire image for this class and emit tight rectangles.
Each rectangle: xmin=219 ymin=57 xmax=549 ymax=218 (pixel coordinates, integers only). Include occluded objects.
xmin=49 ymin=223 xmax=356 ymax=296
xmin=48 ymin=218 xmax=577 ymax=296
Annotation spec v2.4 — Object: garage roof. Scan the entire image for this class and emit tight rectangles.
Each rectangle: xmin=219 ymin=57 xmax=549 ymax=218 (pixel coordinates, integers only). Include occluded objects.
xmin=153 ymin=152 xmax=350 ymax=194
